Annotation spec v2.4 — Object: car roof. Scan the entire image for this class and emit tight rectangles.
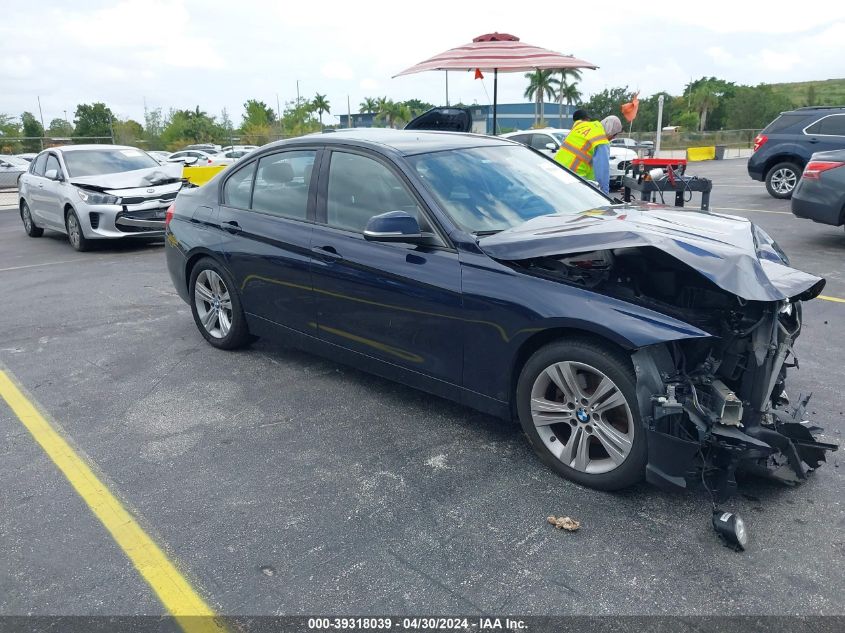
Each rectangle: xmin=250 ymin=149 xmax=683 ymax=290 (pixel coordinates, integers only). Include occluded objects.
xmin=48 ymin=144 xmax=140 ymax=153
xmin=277 ymin=128 xmax=514 ymax=156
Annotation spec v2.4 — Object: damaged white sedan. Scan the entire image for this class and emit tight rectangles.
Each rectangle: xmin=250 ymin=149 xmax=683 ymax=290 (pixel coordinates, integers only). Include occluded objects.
xmin=17 ymin=145 xmax=185 ymax=251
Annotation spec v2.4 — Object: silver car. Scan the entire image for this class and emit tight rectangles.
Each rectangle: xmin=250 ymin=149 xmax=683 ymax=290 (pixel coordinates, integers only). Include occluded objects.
xmin=0 ymin=154 xmax=29 ymax=188
xmin=17 ymin=145 xmax=184 ymax=251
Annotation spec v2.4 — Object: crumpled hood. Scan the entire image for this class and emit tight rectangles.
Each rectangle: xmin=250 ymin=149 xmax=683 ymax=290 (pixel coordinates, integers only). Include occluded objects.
xmin=478 ymin=205 xmax=825 ymax=302
xmin=70 ymin=163 xmax=183 ymax=190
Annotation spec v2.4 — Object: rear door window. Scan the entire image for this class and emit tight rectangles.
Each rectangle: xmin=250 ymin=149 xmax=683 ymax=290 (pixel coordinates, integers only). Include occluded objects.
xmin=810 ymin=114 xmax=845 ymax=136
xmin=250 ymin=150 xmax=316 ymax=221
xmin=529 ymin=134 xmax=555 ymax=150
xmin=222 ymin=162 xmax=256 ymax=209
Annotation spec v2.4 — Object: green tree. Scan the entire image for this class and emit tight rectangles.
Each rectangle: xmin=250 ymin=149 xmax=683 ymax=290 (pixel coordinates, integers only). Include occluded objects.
xmin=557 ymin=68 xmax=582 ymax=127
xmin=673 ymin=111 xmax=699 ymax=130
xmin=241 ymin=99 xmax=275 ymax=129
xmin=359 ymin=97 xmax=378 ymax=113
xmin=144 ymin=107 xmax=166 ymax=149
xmin=312 ymin=93 xmax=330 ymax=129
xmin=0 ymin=114 xmax=21 ymax=153
xmin=73 ymin=103 xmax=114 ymax=140
xmin=806 ymin=85 xmax=817 ymax=107
xmin=113 ymin=119 xmax=144 ymax=145
xmin=582 ymin=86 xmax=630 ymax=121
xmin=376 ymin=99 xmax=410 ymax=128
xmin=241 ymin=100 xmax=276 ymax=145
xmin=21 ymin=112 xmax=44 ymax=152
xmin=280 ymin=98 xmax=320 ymax=137
xmin=724 ymin=85 xmax=793 ymax=130
xmin=160 ymin=106 xmax=222 ymax=149
xmin=524 ymin=70 xmax=560 ymax=126
xmin=402 ymin=99 xmax=434 ymax=117
xmin=47 ymin=118 xmax=74 ymax=138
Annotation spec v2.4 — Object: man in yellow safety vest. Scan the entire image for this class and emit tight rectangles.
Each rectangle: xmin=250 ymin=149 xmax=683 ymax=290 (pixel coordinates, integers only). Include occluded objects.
xmin=555 ymin=113 xmax=623 ymax=193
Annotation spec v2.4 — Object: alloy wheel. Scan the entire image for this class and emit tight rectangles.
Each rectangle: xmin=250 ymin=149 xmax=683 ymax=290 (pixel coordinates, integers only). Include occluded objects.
xmin=22 ymin=204 xmax=32 ymax=232
xmin=67 ymin=213 xmax=80 ymax=248
xmin=194 ymin=269 xmax=233 ymax=339
xmin=530 ymin=361 xmax=634 ymax=474
xmin=770 ymin=167 xmax=797 ymax=195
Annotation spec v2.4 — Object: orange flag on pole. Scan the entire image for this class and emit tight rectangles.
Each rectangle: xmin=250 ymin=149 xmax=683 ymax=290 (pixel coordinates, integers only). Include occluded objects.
xmin=621 ymin=92 xmax=639 ymax=122
xmin=474 ymin=68 xmax=484 ymax=80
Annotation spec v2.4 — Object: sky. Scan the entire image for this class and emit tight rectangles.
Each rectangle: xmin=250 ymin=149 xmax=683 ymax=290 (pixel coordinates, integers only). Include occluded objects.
xmin=2 ymin=0 xmax=844 ymax=127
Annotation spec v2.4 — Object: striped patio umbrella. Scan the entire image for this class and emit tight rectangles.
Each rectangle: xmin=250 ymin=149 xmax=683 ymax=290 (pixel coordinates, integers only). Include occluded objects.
xmin=394 ymin=33 xmax=598 ymax=133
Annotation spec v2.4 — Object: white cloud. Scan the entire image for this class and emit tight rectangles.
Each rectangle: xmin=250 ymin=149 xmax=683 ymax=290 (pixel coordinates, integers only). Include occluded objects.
xmin=321 ymin=61 xmax=355 ymax=81
xmin=359 ymin=78 xmax=380 ymax=91
xmin=706 ymin=47 xmax=735 ymax=66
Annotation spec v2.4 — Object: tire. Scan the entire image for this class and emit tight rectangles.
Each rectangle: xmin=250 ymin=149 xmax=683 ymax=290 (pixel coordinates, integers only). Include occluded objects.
xmin=65 ymin=208 xmax=90 ymax=252
xmin=189 ymin=257 xmax=250 ymax=350
xmin=20 ymin=200 xmax=43 ymax=237
xmin=516 ymin=338 xmax=647 ymax=491
xmin=765 ymin=162 xmax=801 ymax=199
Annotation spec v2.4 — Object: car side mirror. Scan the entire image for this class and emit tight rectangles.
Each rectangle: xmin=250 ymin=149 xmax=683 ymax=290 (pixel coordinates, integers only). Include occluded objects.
xmin=182 ymin=156 xmax=199 ymax=165
xmin=363 ymin=210 xmax=429 ymax=244
xmin=545 ymin=142 xmax=557 ymax=152
xmin=45 ymin=169 xmax=61 ymax=181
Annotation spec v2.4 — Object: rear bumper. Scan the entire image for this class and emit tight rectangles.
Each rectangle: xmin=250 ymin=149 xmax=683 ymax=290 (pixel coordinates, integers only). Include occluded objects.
xmin=747 ymin=158 xmax=765 ymax=182
xmin=791 ymin=182 xmax=845 ymax=226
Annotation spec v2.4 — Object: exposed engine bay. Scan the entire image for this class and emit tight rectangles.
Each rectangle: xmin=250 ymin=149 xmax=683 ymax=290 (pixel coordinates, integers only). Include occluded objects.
xmin=513 ymin=243 xmax=838 ymax=500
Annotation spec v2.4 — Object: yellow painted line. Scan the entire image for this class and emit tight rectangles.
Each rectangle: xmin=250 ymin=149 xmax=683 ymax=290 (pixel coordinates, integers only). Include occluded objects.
xmin=819 ymin=295 xmax=845 ymax=304
xmin=0 ymin=369 xmax=226 ymax=633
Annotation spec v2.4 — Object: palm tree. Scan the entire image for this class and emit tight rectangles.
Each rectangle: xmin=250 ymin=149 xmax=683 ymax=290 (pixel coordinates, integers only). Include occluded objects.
xmin=359 ymin=97 xmax=378 ymax=114
xmin=558 ymin=68 xmax=582 ymax=127
xmin=691 ymin=84 xmax=718 ymax=131
xmin=376 ymin=99 xmax=410 ymax=128
xmin=524 ymin=70 xmax=560 ymax=127
xmin=312 ymin=93 xmax=330 ymax=129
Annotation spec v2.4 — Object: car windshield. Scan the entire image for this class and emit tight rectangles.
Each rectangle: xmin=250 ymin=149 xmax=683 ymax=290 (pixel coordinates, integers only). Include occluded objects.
xmin=63 ymin=149 xmax=160 ymax=177
xmin=409 ymin=145 xmax=610 ymax=234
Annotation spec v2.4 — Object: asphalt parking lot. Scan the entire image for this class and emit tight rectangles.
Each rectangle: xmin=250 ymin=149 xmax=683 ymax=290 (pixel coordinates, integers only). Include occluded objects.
xmin=1 ymin=160 xmax=843 ymax=623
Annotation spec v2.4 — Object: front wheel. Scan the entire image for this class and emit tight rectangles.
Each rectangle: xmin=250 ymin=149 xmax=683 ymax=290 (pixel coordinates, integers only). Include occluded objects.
xmin=21 ymin=201 xmax=43 ymax=237
xmin=516 ymin=338 xmax=647 ymax=490
xmin=765 ymin=162 xmax=800 ymax=199
xmin=189 ymin=258 xmax=251 ymax=350
xmin=66 ymin=208 xmax=90 ymax=251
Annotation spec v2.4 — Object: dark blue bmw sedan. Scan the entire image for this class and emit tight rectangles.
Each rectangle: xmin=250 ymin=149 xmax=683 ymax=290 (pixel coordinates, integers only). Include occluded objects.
xmin=165 ymin=128 xmax=834 ymax=496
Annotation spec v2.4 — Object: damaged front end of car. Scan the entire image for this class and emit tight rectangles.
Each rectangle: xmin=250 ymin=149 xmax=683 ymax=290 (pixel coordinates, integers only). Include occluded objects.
xmin=481 ymin=206 xmax=838 ymax=500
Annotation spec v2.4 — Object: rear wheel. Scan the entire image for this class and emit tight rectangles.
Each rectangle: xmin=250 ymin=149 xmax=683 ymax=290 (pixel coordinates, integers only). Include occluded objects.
xmin=516 ymin=338 xmax=647 ymax=490
xmin=189 ymin=258 xmax=250 ymax=350
xmin=765 ymin=162 xmax=800 ymax=199
xmin=65 ymin=208 xmax=90 ymax=251
xmin=20 ymin=201 xmax=43 ymax=237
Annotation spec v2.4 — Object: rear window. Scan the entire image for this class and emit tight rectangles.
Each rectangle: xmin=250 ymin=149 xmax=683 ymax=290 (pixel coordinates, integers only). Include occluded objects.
xmin=63 ymin=148 xmax=160 ymax=177
xmin=762 ymin=114 xmax=812 ymax=134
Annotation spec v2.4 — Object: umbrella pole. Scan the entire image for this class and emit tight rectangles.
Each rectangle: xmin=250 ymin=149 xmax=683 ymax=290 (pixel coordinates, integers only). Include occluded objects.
xmin=492 ymin=69 xmax=498 ymax=135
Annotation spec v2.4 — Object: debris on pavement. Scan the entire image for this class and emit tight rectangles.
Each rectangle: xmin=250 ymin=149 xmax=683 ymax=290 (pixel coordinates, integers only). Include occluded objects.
xmin=547 ymin=515 xmax=580 ymax=531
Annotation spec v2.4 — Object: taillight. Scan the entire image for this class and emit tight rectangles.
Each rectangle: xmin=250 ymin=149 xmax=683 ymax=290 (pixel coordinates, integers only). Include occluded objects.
xmin=207 ymin=158 xmax=213 ymax=164
xmin=803 ymin=161 xmax=845 ymax=180
xmin=753 ymin=134 xmax=768 ymax=152
xmin=165 ymin=203 xmax=175 ymax=228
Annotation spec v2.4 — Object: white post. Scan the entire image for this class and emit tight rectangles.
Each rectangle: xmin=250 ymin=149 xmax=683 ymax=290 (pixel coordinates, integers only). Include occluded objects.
xmin=655 ymin=94 xmax=664 ymax=155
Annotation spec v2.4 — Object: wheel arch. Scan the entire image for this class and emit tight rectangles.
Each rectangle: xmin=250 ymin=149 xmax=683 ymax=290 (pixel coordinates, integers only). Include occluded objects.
xmin=764 ymin=154 xmax=805 ymax=175
xmin=184 ymin=248 xmax=231 ymax=291
xmin=508 ymin=327 xmax=633 ymax=420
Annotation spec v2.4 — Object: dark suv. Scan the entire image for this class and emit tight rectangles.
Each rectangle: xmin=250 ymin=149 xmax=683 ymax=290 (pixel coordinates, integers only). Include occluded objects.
xmin=748 ymin=106 xmax=845 ymax=199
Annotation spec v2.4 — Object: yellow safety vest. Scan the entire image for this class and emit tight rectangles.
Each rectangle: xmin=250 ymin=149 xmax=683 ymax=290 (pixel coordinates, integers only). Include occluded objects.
xmin=554 ymin=120 xmax=609 ymax=180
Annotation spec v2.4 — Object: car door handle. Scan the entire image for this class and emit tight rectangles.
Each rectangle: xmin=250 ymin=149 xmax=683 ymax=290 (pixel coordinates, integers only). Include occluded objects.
xmin=808 ymin=138 xmax=819 ymax=144
xmin=312 ymin=245 xmax=344 ymax=262
xmin=221 ymin=220 xmax=242 ymax=234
